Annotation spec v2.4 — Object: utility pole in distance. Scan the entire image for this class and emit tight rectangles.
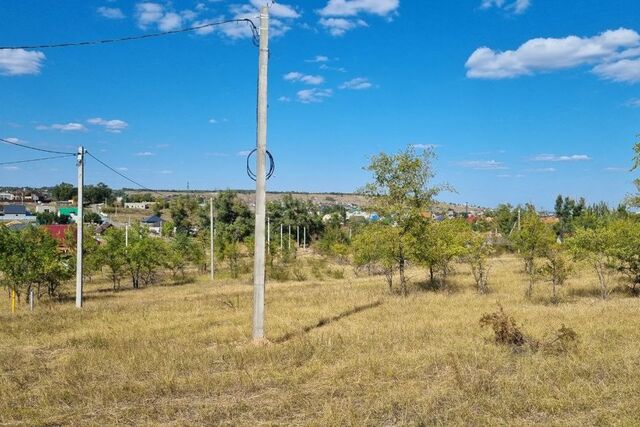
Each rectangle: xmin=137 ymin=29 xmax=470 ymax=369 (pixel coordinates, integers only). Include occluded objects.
xmin=210 ymin=197 xmax=215 ymax=282
xmin=75 ymin=146 xmax=84 ymax=309
xmin=252 ymin=6 xmax=269 ymax=342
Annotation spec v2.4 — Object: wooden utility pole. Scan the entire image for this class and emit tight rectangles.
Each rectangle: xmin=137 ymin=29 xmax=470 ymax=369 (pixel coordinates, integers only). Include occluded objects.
xmin=75 ymin=146 xmax=84 ymax=309
xmin=252 ymin=6 xmax=269 ymax=342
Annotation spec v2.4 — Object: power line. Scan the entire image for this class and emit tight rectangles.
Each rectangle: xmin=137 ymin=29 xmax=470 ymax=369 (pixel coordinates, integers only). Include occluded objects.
xmin=85 ymin=151 xmax=163 ymax=196
xmin=0 ymin=18 xmax=259 ymax=50
xmin=0 ymin=137 xmax=75 ymax=155
xmin=0 ymin=153 xmax=75 ymax=166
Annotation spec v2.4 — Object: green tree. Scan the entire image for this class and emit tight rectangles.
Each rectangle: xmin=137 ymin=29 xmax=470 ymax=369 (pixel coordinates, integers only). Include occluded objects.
xmin=408 ymin=219 xmax=469 ymax=289
xmin=608 ymin=219 xmax=640 ymax=295
xmin=51 ymin=182 xmax=75 ymax=201
xmin=511 ymin=210 xmax=555 ymax=297
xmin=352 ymin=223 xmax=400 ymax=292
xmin=84 ymin=182 xmax=113 ymax=204
xmin=0 ymin=226 xmax=72 ymax=300
xmin=36 ymin=211 xmax=57 ymax=225
xmin=567 ymin=223 xmax=616 ymax=299
xmin=362 ymin=146 xmax=446 ymax=295
xmin=99 ymin=227 xmax=127 ymax=290
xmin=462 ymin=231 xmax=494 ymax=294
xmin=541 ymin=243 xmax=573 ymax=302
xmin=125 ymin=225 xmax=166 ymax=288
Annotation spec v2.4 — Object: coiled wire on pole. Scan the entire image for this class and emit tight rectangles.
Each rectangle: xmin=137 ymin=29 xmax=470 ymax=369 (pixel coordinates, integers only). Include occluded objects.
xmin=246 ymin=148 xmax=275 ymax=181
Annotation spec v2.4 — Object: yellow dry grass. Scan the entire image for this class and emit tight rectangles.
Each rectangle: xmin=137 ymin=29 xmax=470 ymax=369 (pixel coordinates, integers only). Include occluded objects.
xmin=1 ymin=256 xmax=639 ymax=426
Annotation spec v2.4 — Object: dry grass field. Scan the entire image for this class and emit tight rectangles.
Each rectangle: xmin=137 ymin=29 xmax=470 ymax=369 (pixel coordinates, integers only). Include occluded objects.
xmin=1 ymin=256 xmax=639 ymax=425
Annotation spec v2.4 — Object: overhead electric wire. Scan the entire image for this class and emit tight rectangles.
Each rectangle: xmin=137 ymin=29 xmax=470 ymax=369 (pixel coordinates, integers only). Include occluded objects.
xmin=0 ymin=137 xmax=75 ymax=155
xmin=0 ymin=18 xmax=260 ymax=50
xmin=85 ymin=150 xmax=163 ymax=196
xmin=0 ymin=153 xmax=75 ymax=166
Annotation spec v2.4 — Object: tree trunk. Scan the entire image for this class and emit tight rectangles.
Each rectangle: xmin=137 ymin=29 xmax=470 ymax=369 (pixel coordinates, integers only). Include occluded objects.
xmin=398 ymin=255 xmax=406 ymax=297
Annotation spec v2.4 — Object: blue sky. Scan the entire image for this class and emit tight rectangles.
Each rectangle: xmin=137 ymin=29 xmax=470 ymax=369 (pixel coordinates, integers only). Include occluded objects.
xmin=1 ymin=0 xmax=639 ymax=209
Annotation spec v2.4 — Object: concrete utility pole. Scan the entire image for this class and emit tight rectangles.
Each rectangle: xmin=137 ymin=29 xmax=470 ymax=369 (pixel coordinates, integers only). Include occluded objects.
xmin=303 ymin=227 xmax=306 ymax=249
xmin=296 ymin=225 xmax=300 ymax=247
xmin=214 ymin=197 xmax=219 ymax=282
xmin=280 ymin=224 xmax=283 ymax=250
xmin=252 ymin=6 xmax=269 ymax=342
xmin=75 ymin=146 xmax=84 ymax=309
xmin=288 ymin=225 xmax=291 ymax=250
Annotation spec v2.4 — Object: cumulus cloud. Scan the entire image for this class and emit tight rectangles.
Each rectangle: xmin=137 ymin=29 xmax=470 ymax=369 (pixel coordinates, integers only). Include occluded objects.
xmin=278 ymin=96 xmax=292 ymax=102
xmin=0 ymin=49 xmax=46 ymax=76
xmin=97 ymin=6 xmax=125 ymax=19
xmin=87 ymin=118 xmax=128 ymax=133
xmin=339 ymin=77 xmax=373 ymax=89
xmin=318 ymin=0 xmax=399 ymax=17
xmin=593 ymin=58 xmax=640 ymax=83
xmin=466 ymin=28 xmax=640 ymax=81
xmin=480 ymin=0 xmax=531 ymax=15
xmin=297 ymin=88 xmax=333 ymax=103
xmin=284 ymin=72 xmax=325 ymax=85
xmin=317 ymin=0 xmax=397 ymax=36
xmin=458 ymin=160 xmax=508 ymax=170
xmin=135 ymin=151 xmax=156 ymax=157
xmin=216 ymin=2 xmax=300 ymax=39
xmin=319 ymin=17 xmax=368 ymax=36
xmin=531 ymin=154 xmax=591 ymax=162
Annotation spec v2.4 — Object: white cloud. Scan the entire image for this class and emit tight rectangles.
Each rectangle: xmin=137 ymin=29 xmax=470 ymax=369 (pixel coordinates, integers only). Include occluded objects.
xmin=319 ymin=0 xmax=399 ymax=17
xmin=458 ymin=160 xmax=508 ymax=170
xmin=466 ymin=28 xmax=640 ymax=81
xmin=0 ymin=49 xmax=46 ymax=76
xmin=158 ymin=12 xmax=183 ymax=31
xmin=136 ymin=2 xmax=165 ymax=28
xmin=135 ymin=151 xmax=156 ymax=156
xmin=319 ymin=17 xmax=367 ymax=36
xmin=626 ymin=98 xmax=640 ymax=107
xmin=593 ymin=58 xmax=640 ymax=83
xmin=306 ymin=55 xmax=330 ymax=63
xmin=219 ymin=3 xmax=299 ymax=39
xmin=38 ymin=123 xmax=87 ymax=132
xmin=249 ymin=0 xmax=300 ymax=18
xmin=531 ymin=154 xmax=591 ymax=162
xmin=206 ymin=152 xmax=229 ymax=157
xmin=528 ymin=167 xmax=556 ymax=173
xmin=481 ymin=0 xmax=531 ymax=14
xmin=117 ymin=167 xmax=129 ymax=171
xmin=98 ymin=6 xmax=125 ymax=19
xmin=411 ymin=144 xmax=440 ymax=150
xmin=160 ymin=170 xmax=173 ymax=174
xmin=237 ymin=150 xmax=252 ymax=156
xmin=3 ymin=166 xmax=20 ymax=171
xmin=87 ymin=118 xmax=128 ymax=133
xmin=284 ymin=71 xmax=325 ymax=85
xmin=339 ymin=77 xmax=373 ymax=89
xmin=208 ymin=118 xmax=218 ymax=124
xmin=278 ymin=96 xmax=292 ymax=102
xmin=603 ymin=166 xmax=626 ymax=171
xmin=2 ymin=137 xmax=20 ymax=143
xmin=297 ymin=88 xmax=333 ymax=103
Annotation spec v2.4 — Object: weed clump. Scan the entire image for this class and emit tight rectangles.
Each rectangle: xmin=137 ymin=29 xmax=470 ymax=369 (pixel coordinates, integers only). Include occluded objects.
xmin=479 ymin=304 xmax=528 ymax=348
xmin=480 ymin=304 xmax=579 ymax=354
